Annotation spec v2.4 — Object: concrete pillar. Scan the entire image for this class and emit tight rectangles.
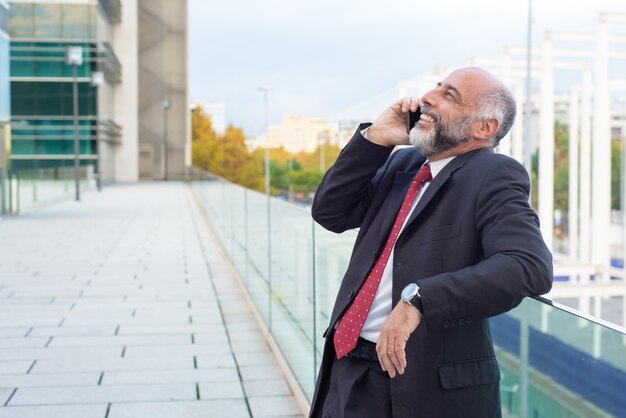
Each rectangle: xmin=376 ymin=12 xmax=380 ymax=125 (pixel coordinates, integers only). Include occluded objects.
xmin=568 ymin=88 xmax=580 ymax=260
xmin=512 ymin=81 xmax=525 ymax=163
xmin=580 ymin=68 xmax=592 ymax=263
xmin=113 ymin=0 xmax=139 ymax=181
xmin=592 ymin=17 xmax=612 ymax=278
xmin=498 ymin=48 xmax=512 ymax=157
xmin=539 ymin=33 xmax=555 ymax=251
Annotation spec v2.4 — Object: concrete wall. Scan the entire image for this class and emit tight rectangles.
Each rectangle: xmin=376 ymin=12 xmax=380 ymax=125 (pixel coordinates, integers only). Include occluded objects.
xmin=137 ymin=0 xmax=188 ymax=180
xmin=113 ymin=0 xmax=139 ymax=181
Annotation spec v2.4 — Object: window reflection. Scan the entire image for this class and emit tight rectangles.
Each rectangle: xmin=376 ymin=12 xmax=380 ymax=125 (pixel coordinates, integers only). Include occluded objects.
xmin=9 ymin=3 xmax=95 ymax=40
xmin=63 ymin=5 xmax=91 ymax=39
xmin=9 ymin=4 xmax=34 ymax=38
xmin=34 ymin=4 xmax=62 ymax=39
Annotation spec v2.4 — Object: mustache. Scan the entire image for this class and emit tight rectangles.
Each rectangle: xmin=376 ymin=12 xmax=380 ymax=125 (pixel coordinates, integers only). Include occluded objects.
xmin=419 ymin=105 xmax=441 ymax=123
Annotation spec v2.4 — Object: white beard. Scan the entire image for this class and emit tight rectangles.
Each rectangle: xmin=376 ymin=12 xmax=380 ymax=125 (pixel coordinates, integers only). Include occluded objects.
xmin=409 ymin=115 xmax=475 ymax=157
xmin=409 ymin=125 xmax=438 ymax=156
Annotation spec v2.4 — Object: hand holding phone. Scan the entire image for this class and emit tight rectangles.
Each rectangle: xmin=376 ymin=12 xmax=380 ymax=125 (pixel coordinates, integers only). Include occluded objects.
xmin=406 ymin=108 xmax=421 ymax=134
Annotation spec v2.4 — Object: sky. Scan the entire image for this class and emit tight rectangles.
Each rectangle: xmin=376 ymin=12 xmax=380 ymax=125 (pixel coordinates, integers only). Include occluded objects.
xmin=189 ymin=0 xmax=626 ymax=137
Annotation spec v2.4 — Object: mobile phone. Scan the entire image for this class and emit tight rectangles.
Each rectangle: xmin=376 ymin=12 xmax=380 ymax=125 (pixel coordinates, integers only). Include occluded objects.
xmin=406 ymin=108 xmax=421 ymax=133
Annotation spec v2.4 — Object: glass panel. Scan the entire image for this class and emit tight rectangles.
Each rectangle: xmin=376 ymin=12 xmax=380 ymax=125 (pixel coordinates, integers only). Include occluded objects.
xmin=9 ymin=161 xmax=94 ymax=213
xmin=492 ymin=298 xmax=626 ymax=417
xmin=245 ymin=188 xmax=270 ymax=324
xmin=269 ymin=199 xmax=316 ymax=398
xmin=62 ymin=5 xmax=92 ymax=39
xmin=9 ymin=4 xmax=34 ymax=38
xmin=313 ymin=224 xmax=355 ymax=363
xmin=11 ymin=42 xmax=95 ymax=78
xmin=10 ymin=82 xmax=97 ymax=117
xmin=34 ymin=4 xmax=62 ymax=39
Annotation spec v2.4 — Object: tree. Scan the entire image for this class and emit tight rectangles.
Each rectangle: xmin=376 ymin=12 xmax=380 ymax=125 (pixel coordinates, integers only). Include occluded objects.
xmin=192 ymin=106 xmax=340 ymax=198
xmin=554 ymin=121 xmax=569 ymax=213
xmin=290 ymin=169 xmax=323 ymax=195
xmin=191 ymin=106 xmax=263 ymax=191
xmin=612 ymin=138 xmax=621 ymax=211
xmin=191 ymin=106 xmax=220 ymax=172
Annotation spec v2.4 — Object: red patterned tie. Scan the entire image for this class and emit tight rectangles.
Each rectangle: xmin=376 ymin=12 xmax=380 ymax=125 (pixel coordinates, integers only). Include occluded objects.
xmin=334 ymin=163 xmax=432 ymax=359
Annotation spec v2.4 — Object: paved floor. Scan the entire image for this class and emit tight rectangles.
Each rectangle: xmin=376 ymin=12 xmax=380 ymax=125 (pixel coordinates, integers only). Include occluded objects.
xmin=0 ymin=182 xmax=304 ymax=418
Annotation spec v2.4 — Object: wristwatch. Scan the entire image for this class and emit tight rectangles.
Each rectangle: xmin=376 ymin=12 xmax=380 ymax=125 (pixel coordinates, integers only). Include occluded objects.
xmin=401 ymin=283 xmax=423 ymax=314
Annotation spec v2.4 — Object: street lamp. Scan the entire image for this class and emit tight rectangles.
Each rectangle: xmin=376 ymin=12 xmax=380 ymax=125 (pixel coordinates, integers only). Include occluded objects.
xmin=163 ymin=98 xmax=171 ymax=181
xmin=257 ymin=85 xmax=272 ymax=330
xmin=91 ymin=71 xmax=104 ymax=191
xmin=66 ymin=46 xmax=83 ymax=201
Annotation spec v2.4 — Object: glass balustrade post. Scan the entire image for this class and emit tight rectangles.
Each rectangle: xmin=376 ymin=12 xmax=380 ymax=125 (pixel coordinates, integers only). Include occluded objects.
xmin=0 ymin=171 xmax=3 ymax=216
xmin=33 ymin=167 xmax=38 ymax=203
xmin=15 ymin=172 xmax=19 ymax=214
xmin=244 ymin=188 xmax=249 ymax=286
xmin=593 ymin=295 xmax=602 ymax=357
xmin=268 ymin=195 xmax=272 ymax=332
xmin=5 ymin=171 xmax=10 ymax=214
xmin=312 ymin=218 xmax=317 ymax=389
xmin=520 ymin=299 xmax=530 ymax=418
xmin=230 ymin=185 xmax=234 ymax=258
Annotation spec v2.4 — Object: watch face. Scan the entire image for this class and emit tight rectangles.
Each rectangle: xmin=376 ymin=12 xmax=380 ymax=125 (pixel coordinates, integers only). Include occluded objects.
xmin=402 ymin=283 xmax=418 ymax=301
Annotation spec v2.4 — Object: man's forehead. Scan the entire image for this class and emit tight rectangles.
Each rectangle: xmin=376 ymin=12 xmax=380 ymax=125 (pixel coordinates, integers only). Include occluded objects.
xmin=441 ymin=69 xmax=495 ymax=98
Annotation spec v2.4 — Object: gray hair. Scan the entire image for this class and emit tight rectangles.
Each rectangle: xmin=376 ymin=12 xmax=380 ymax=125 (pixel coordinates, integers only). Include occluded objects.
xmin=474 ymin=86 xmax=516 ymax=148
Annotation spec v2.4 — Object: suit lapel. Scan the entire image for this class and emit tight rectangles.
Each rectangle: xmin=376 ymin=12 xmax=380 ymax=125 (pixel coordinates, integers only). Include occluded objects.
xmin=377 ymin=157 xmax=427 ymax=246
xmin=403 ymin=148 xmax=483 ymax=230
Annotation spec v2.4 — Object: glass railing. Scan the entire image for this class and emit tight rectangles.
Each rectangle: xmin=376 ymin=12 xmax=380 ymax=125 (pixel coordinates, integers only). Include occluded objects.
xmin=188 ymin=170 xmax=626 ymax=418
xmin=2 ymin=164 xmax=95 ymax=214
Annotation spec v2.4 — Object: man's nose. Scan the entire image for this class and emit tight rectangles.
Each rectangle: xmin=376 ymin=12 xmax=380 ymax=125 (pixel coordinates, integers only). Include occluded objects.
xmin=420 ymin=90 xmax=436 ymax=108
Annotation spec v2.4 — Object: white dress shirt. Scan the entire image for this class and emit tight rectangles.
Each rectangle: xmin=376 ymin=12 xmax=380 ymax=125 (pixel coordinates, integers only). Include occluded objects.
xmin=360 ymin=155 xmax=456 ymax=342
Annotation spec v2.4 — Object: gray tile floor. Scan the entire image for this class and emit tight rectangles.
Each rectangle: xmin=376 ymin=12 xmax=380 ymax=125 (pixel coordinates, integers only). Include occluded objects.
xmin=0 ymin=182 xmax=304 ymax=418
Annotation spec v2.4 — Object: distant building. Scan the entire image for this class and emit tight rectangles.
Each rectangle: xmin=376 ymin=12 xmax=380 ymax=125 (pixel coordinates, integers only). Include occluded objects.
xmin=261 ymin=113 xmax=339 ymax=154
xmin=6 ymin=0 xmax=189 ymax=181
xmin=191 ymin=100 xmax=225 ymax=135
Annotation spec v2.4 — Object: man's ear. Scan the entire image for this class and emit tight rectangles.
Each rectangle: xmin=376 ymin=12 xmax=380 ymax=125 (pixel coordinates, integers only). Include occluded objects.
xmin=473 ymin=118 xmax=499 ymax=141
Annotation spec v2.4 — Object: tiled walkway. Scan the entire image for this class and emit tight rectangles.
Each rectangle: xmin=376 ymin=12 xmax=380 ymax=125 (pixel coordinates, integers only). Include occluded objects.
xmin=0 ymin=182 xmax=304 ymax=418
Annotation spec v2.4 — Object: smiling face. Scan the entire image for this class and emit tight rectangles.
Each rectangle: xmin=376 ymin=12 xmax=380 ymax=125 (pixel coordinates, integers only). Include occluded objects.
xmin=409 ymin=68 xmax=499 ymax=158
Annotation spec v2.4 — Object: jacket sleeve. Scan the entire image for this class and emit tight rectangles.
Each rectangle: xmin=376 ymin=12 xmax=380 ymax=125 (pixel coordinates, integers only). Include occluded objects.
xmin=418 ymin=158 xmax=553 ymax=329
xmin=311 ymin=124 xmax=395 ymax=233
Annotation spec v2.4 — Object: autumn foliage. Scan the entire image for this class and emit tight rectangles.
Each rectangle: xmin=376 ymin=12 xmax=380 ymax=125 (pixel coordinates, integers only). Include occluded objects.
xmin=191 ymin=105 xmax=342 ymax=198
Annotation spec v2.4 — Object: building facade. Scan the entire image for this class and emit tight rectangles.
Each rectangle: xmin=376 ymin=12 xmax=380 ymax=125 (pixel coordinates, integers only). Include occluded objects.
xmin=8 ymin=0 xmax=116 ymax=180
xmin=0 ymin=1 xmax=9 ymax=212
xmin=6 ymin=0 xmax=188 ymax=182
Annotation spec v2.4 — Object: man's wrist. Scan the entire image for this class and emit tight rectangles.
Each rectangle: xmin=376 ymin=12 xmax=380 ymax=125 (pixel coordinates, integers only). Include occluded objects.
xmin=362 ymin=125 xmax=392 ymax=148
xmin=401 ymin=300 xmax=423 ymax=323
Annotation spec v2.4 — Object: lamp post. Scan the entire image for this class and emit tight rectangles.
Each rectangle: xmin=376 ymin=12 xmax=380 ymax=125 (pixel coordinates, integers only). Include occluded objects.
xmin=258 ymin=85 xmax=272 ymax=330
xmin=163 ymin=98 xmax=171 ymax=181
xmin=66 ymin=46 xmax=83 ymax=201
xmin=91 ymin=71 xmax=104 ymax=191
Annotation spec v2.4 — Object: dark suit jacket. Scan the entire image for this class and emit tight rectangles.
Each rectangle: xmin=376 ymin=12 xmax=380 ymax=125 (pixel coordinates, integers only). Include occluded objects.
xmin=309 ymin=125 xmax=553 ymax=418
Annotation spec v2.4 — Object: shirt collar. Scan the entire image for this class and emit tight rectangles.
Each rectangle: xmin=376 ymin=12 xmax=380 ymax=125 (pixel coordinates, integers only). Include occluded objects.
xmin=424 ymin=155 xmax=456 ymax=179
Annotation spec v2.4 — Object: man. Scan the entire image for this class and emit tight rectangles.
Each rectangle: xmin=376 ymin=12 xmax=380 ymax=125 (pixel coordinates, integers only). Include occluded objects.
xmin=310 ymin=67 xmax=553 ymax=418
